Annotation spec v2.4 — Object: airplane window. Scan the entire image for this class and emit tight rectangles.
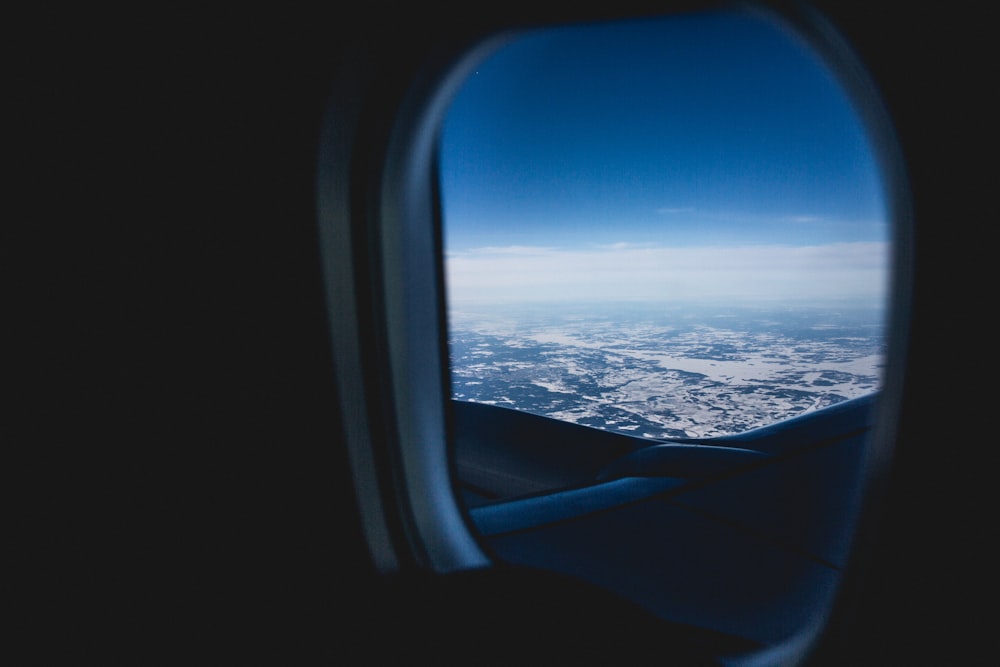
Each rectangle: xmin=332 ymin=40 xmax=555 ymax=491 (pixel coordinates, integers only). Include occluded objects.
xmin=317 ymin=4 xmax=909 ymax=655
xmin=440 ymin=10 xmax=889 ymax=444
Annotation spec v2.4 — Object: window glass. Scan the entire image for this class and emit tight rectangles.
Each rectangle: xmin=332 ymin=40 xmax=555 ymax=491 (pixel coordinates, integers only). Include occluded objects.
xmin=439 ymin=10 xmax=889 ymax=440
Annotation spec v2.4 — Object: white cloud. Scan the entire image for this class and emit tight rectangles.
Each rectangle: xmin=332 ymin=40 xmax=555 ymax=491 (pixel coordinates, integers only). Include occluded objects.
xmin=593 ymin=241 xmax=657 ymax=250
xmin=462 ymin=245 xmax=558 ymax=256
xmin=445 ymin=242 xmax=889 ymax=304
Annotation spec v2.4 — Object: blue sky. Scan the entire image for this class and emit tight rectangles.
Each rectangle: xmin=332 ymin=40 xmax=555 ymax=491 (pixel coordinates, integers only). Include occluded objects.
xmin=439 ymin=9 xmax=889 ymax=305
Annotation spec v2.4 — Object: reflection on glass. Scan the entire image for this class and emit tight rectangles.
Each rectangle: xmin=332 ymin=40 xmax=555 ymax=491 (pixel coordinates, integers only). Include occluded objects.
xmin=439 ymin=10 xmax=889 ymax=438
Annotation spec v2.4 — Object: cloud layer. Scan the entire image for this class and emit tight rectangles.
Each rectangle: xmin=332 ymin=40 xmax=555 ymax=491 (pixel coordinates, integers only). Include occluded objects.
xmin=446 ymin=242 xmax=889 ymax=304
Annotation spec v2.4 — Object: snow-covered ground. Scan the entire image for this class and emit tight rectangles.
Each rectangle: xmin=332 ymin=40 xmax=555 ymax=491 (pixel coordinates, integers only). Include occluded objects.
xmin=449 ymin=304 xmax=884 ymax=438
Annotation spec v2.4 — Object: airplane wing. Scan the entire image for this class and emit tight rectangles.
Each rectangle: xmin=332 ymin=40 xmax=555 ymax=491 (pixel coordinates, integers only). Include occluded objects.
xmin=452 ymin=394 xmax=878 ymax=656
